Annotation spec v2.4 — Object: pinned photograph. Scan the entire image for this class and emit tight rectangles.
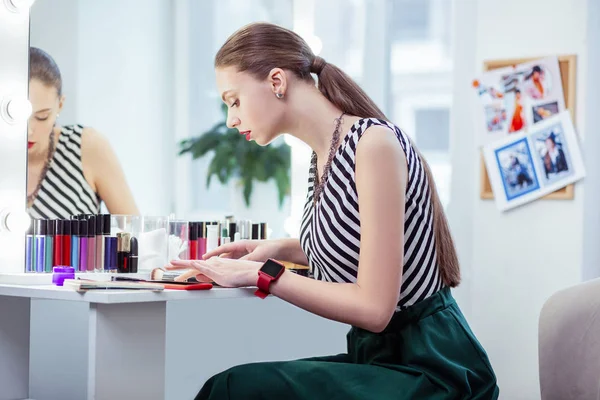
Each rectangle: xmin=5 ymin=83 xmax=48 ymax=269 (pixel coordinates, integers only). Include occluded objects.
xmin=483 ymin=110 xmax=585 ymax=211
xmin=484 ymin=104 xmax=507 ymax=132
xmin=531 ymin=122 xmax=573 ymax=185
xmin=532 ymin=101 xmax=560 ymax=123
xmin=494 ymin=138 xmax=540 ymax=201
xmin=473 ymin=56 xmax=566 ymax=146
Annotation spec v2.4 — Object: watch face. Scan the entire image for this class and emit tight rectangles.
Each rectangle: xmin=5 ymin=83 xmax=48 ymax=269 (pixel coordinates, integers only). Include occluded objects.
xmin=260 ymin=259 xmax=284 ymax=278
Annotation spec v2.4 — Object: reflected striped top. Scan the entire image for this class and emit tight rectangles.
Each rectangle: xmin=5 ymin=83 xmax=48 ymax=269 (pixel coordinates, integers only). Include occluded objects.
xmin=299 ymin=118 xmax=443 ymax=311
xmin=28 ymin=125 xmax=100 ymax=219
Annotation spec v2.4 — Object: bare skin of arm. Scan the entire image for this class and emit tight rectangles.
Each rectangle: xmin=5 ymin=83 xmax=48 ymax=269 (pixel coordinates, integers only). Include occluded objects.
xmin=171 ymin=126 xmax=407 ymax=333
xmin=81 ymin=127 xmax=139 ymax=215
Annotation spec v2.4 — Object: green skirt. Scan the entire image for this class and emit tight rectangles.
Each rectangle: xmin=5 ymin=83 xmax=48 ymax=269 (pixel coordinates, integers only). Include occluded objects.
xmin=195 ymin=287 xmax=499 ymax=399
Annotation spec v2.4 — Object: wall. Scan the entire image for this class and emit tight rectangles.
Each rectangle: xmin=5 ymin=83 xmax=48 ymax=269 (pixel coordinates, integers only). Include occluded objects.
xmin=30 ymin=0 xmax=174 ymax=216
xmin=449 ymin=0 xmax=591 ymax=398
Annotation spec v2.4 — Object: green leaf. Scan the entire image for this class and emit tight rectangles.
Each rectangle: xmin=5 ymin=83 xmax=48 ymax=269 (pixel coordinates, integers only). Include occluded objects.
xmin=242 ymin=176 xmax=253 ymax=207
xmin=178 ymin=101 xmax=292 ymax=207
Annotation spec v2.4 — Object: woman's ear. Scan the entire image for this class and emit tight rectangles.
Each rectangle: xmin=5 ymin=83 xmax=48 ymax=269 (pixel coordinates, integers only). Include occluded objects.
xmin=58 ymin=95 xmax=66 ymax=114
xmin=268 ymin=68 xmax=287 ymax=98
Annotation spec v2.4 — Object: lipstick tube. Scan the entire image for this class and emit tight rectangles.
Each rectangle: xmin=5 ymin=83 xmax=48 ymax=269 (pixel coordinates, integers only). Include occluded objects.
xmin=251 ymin=223 xmax=260 ymax=240
xmin=25 ymin=222 xmax=34 ymax=272
xmin=78 ymin=219 xmax=88 ymax=272
xmin=129 ymin=236 xmax=138 ymax=273
xmin=260 ymin=222 xmax=268 ymax=240
xmin=198 ymin=222 xmax=207 ymax=259
xmin=104 ymin=236 xmax=118 ymax=273
xmin=228 ymin=222 xmax=237 ymax=243
xmin=62 ymin=219 xmax=72 ymax=267
xmin=53 ymin=220 xmax=65 ymax=266
xmin=189 ymin=222 xmax=198 ymax=260
xmin=86 ymin=216 xmax=96 ymax=272
xmin=45 ymin=219 xmax=55 ymax=272
xmin=117 ymin=232 xmax=131 ymax=273
xmin=95 ymin=214 xmax=110 ymax=272
xmin=34 ymin=219 xmax=47 ymax=273
xmin=70 ymin=219 xmax=79 ymax=269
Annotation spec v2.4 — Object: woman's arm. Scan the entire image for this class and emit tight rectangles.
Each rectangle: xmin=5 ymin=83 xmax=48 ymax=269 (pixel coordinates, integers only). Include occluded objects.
xmin=81 ymin=127 xmax=140 ymax=215
xmin=274 ymin=238 xmax=309 ymax=265
xmin=269 ymin=126 xmax=407 ymax=332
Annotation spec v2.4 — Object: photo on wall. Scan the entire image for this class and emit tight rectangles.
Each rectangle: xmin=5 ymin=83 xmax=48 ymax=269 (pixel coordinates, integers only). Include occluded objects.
xmin=494 ymin=138 xmax=540 ymax=201
xmin=531 ymin=121 xmax=574 ymax=185
xmin=473 ymin=56 xmax=566 ymax=146
xmin=482 ymin=110 xmax=585 ymax=211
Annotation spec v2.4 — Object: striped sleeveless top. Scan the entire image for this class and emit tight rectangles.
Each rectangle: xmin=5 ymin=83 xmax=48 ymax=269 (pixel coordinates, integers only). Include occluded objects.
xmin=28 ymin=125 xmax=101 ymax=219
xmin=299 ymin=118 xmax=444 ymax=310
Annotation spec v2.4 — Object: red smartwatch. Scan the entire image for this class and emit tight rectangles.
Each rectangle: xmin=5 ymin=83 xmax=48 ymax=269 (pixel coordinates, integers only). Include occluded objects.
xmin=254 ymin=259 xmax=286 ymax=299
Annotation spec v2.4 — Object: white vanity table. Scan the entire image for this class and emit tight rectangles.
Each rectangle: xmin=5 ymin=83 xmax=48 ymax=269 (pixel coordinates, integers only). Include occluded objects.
xmin=0 ymin=274 xmax=349 ymax=400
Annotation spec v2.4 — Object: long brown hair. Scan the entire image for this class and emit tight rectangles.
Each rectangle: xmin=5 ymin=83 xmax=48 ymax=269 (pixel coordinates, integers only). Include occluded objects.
xmin=215 ymin=23 xmax=460 ymax=287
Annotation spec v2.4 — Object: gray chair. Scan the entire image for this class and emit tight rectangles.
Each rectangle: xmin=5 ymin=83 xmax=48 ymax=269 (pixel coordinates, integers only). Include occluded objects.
xmin=539 ymin=278 xmax=600 ymax=400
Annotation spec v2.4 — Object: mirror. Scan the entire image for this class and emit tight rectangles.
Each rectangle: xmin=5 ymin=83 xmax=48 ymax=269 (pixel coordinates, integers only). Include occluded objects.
xmin=26 ymin=0 xmax=295 ymax=240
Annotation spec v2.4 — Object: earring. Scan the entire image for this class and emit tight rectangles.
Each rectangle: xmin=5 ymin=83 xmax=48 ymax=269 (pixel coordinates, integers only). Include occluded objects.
xmin=276 ymin=93 xmax=284 ymax=99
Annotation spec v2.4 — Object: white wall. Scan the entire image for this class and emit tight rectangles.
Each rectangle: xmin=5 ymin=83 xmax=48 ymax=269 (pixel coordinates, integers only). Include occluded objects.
xmin=449 ymin=1 xmax=591 ymax=398
xmin=30 ymin=0 xmax=174 ymax=216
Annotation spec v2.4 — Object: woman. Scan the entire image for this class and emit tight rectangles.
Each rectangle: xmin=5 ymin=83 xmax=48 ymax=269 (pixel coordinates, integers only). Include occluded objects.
xmin=27 ymin=47 xmax=138 ymax=219
xmin=169 ymin=23 xmax=499 ymax=399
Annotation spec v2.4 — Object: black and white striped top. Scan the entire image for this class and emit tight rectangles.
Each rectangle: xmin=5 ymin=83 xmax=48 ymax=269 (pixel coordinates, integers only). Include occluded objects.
xmin=299 ymin=118 xmax=444 ymax=310
xmin=28 ymin=125 xmax=100 ymax=219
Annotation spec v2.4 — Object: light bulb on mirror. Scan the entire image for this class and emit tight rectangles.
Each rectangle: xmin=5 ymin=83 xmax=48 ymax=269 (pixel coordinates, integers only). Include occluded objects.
xmin=0 ymin=208 xmax=31 ymax=234
xmin=1 ymin=96 xmax=32 ymax=124
xmin=3 ymin=0 xmax=35 ymax=13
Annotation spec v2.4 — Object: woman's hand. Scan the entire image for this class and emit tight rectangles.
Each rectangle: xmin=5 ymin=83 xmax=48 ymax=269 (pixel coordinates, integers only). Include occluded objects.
xmin=202 ymin=239 xmax=281 ymax=262
xmin=167 ymin=257 xmax=262 ymax=288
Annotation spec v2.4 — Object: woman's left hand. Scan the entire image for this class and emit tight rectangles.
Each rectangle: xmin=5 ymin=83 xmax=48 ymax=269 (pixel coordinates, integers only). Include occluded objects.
xmin=166 ymin=257 xmax=262 ymax=288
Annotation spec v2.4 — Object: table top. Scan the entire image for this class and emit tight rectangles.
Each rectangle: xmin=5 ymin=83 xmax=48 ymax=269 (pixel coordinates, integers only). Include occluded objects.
xmin=0 ymin=282 xmax=257 ymax=304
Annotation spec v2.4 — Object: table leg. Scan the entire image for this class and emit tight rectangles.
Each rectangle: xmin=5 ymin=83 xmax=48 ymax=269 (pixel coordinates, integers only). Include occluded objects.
xmin=0 ymin=295 xmax=30 ymax=400
xmin=29 ymin=299 xmax=167 ymax=400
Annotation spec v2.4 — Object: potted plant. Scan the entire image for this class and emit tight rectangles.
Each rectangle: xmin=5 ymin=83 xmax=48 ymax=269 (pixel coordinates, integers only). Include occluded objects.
xmin=178 ymin=104 xmax=291 ymax=209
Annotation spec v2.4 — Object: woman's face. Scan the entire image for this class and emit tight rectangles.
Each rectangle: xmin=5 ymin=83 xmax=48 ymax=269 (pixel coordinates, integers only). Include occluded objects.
xmin=215 ymin=66 xmax=285 ymax=146
xmin=28 ymin=78 xmax=63 ymax=155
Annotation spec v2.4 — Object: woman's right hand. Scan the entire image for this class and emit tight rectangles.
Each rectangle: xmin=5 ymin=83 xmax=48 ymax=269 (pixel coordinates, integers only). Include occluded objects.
xmin=202 ymin=240 xmax=281 ymax=263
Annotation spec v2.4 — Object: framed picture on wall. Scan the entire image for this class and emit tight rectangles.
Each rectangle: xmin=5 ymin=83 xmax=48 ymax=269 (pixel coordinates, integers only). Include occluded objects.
xmin=482 ymin=111 xmax=585 ymax=212
xmin=478 ymin=54 xmax=577 ymax=200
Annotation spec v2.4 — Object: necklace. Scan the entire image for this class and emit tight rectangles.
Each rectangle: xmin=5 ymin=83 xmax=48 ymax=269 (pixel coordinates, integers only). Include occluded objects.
xmin=27 ymin=128 xmax=56 ymax=207
xmin=311 ymin=112 xmax=345 ymax=206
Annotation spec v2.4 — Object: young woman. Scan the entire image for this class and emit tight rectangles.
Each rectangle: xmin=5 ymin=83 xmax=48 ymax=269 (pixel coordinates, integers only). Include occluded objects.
xmin=169 ymin=22 xmax=499 ymax=399
xmin=27 ymin=47 xmax=138 ymax=219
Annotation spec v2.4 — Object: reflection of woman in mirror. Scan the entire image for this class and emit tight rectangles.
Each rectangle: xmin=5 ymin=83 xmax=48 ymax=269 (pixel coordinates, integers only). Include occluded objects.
xmin=167 ymin=23 xmax=498 ymax=399
xmin=508 ymin=89 xmax=525 ymax=133
xmin=524 ymin=65 xmax=549 ymax=99
xmin=27 ymin=47 xmax=138 ymax=219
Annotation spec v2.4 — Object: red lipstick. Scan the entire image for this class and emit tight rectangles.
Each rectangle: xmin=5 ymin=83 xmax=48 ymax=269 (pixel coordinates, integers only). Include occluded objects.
xmin=28 ymin=142 xmax=35 ymax=149
xmin=240 ymin=131 xmax=251 ymax=141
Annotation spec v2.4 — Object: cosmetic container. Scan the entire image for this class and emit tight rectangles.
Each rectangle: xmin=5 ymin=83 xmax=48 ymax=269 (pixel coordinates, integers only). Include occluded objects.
xmin=25 ymin=222 xmax=34 ymax=272
xmin=104 ymin=236 xmax=118 ymax=273
xmin=52 ymin=266 xmax=75 ymax=286
xmin=117 ymin=232 xmax=131 ymax=273
xmin=34 ymin=220 xmax=47 ymax=273
xmin=206 ymin=224 xmax=219 ymax=253
xmin=197 ymin=221 xmax=207 ymax=259
xmin=86 ymin=216 xmax=96 ymax=272
xmin=70 ymin=219 xmax=80 ymax=269
xmin=168 ymin=219 xmax=189 ymax=260
xmin=260 ymin=222 xmax=268 ymax=240
xmin=130 ymin=237 xmax=138 ymax=273
xmin=45 ymin=219 xmax=55 ymax=272
xmin=78 ymin=219 xmax=88 ymax=272
xmin=188 ymin=222 xmax=198 ymax=260
xmin=62 ymin=219 xmax=72 ymax=267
